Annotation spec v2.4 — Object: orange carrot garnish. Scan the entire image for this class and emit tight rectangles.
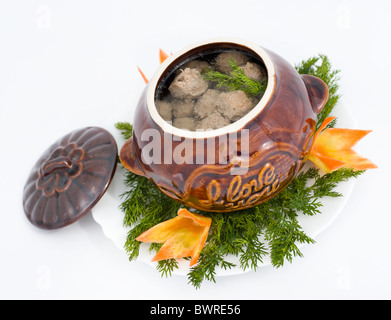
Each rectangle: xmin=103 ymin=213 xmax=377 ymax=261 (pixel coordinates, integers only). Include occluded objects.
xmin=136 ymin=208 xmax=212 ymax=266
xmin=137 ymin=66 xmax=149 ymax=84
xmin=159 ymin=48 xmax=170 ymax=64
xmin=309 ymin=117 xmax=377 ymax=173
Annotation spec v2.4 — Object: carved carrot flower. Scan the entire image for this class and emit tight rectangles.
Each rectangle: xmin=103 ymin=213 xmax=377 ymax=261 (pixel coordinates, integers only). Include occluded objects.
xmin=137 ymin=66 xmax=149 ymax=84
xmin=309 ymin=116 xmax=377 ymax=173
xmin=137 ymin=49 xmax=171 ymax=84
xmin=136 ymin=208 xmax=212 ymax=266
xmin=159 ymin=48 xmax=170 ymax=64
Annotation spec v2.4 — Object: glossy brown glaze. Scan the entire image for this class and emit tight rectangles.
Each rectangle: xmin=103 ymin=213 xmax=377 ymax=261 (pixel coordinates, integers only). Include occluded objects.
xmin=120 ymin=41 xmax=328 ymax=212
xmin=23 ymin=127 xmax=118 ymax=229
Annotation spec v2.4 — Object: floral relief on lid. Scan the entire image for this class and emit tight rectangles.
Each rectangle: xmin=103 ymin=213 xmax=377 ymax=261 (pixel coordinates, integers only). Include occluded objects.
xmin=23 ymin=127 xmax=118 ymax=230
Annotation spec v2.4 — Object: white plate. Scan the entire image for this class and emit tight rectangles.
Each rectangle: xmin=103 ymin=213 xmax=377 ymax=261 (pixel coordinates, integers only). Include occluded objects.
xmin=92 ymin=99 xmax=357 ymax=277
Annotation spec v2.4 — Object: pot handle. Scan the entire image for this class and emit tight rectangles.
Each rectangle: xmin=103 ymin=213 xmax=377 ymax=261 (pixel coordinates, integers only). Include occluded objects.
xmin=119 ymin=137 xmax=146 ymax=177
xmin=301 ymin=74 xmax=329 ymax=115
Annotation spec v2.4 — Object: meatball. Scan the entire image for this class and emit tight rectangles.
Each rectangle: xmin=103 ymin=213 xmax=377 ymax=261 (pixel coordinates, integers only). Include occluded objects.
xmin=240 ymin=62 xmax=267 ymax=83
xmin=194 ymin=89 xmax=221 ymax=119
xmin=169 ymin=68 xmax=209 ymax=99
xmin=177 ymin=60 xmax=210 ymax=74
xmin=215 ymin=52 xmax=250 ymax=74
xmin=173 ymin=117 xmax=199 ymax=131
xmin=155 ymin=100 xmax=172 ymax=122
xmin=196 ymin=112 xmax=230 ymax=131
xmin=172 ymin=99 xmax=195 ymax=118
xmin=217 ymin=91 xmax=254 ymax=121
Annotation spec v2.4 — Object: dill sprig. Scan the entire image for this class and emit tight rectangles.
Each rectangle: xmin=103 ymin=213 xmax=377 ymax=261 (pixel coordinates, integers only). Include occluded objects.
xmin=295 ymin=54 xmax=341 ymax=130
xmin=202 ymin=58 xmax=267 ymax=97
xmin=115 ymin=54 xmax=364 ymax=289
xmin=120 ymin=172 xmax=181 ymax=261
xmin=115 ymin=122 xmax=133 ymax=140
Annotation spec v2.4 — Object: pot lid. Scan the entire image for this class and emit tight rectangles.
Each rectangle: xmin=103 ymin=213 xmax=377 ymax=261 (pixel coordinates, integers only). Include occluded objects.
xmin=23 ymin=127 xmax=118 ymax=230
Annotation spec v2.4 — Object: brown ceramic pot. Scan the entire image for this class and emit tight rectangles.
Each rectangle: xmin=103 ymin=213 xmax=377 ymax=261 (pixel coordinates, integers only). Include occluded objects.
xmin=120 ymin=38 xmax=329 ymax=212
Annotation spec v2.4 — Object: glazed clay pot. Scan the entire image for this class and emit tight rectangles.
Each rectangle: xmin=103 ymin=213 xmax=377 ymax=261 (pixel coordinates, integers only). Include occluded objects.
xmin=120 ymin=38 xmax=328 ymax=212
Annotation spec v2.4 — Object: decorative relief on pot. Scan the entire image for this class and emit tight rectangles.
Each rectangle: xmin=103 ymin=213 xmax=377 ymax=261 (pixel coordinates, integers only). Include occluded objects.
xmin=201 ymin=162 xmax=280 ymax=209
xmin=180 ymin=145 xmax=300 ymax=211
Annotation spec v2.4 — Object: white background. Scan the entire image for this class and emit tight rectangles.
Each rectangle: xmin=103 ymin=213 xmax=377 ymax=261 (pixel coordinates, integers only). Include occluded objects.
xmin=1 ymin=0 xmax=390 ymax=300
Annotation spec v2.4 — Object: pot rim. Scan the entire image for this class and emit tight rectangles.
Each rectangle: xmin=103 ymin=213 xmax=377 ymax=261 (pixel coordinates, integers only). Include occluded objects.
xmin=147 ymin=37 xmax=276 ymax=139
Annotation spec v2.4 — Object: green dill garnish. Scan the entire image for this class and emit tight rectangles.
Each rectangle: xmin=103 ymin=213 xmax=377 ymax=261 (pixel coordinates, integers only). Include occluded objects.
xmin=157 ymin=259 xmax=179 ymax=278
xmin=115 ymin=122 xmax=133 ymax=140
xmin=295 ymin=54 xmax=341 ymax=130
xmin=202 ymin=58 xmax=267 ymax=97
xmin=119 ymin=171 xmax=181 ymax=261
xmin=115 ymin=54 xmax=364 ymax=289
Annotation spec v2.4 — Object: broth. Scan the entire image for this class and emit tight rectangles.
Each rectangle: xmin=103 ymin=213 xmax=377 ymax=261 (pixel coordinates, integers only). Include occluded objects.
xmin=155 ymin=48 xmax=267 ymax=131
